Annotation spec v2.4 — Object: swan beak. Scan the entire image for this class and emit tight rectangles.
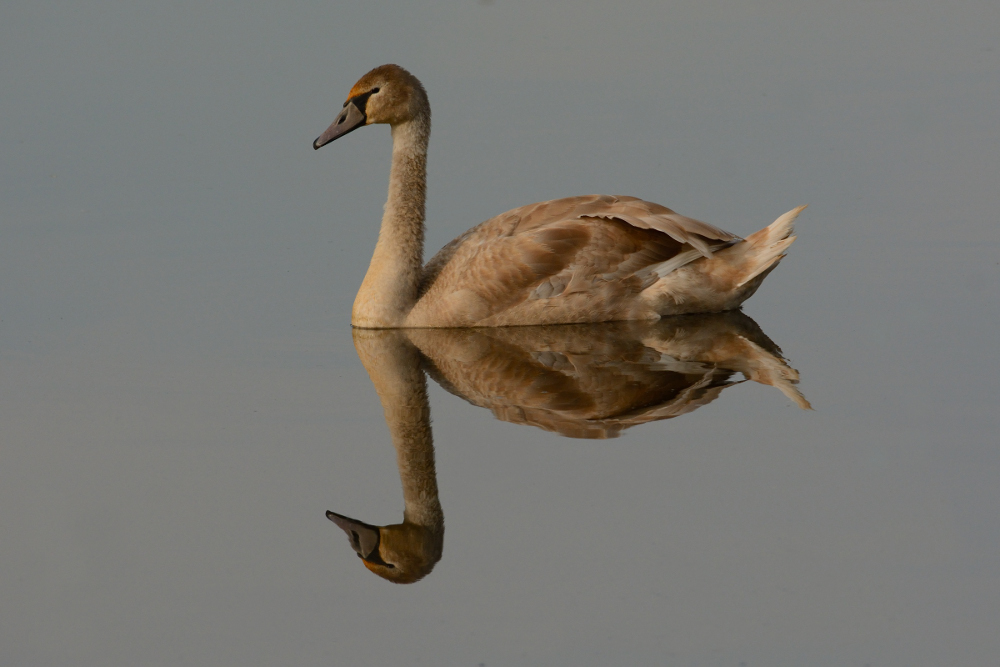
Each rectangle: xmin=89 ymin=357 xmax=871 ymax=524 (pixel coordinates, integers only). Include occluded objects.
xmin=326 ymin=510 xmax=381 ymax=559
xmin=313 ymin=101 xmax=367 ymax=149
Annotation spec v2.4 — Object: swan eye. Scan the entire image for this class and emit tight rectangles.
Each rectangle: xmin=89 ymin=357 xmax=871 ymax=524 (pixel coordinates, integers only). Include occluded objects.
xmin=371 ymin=87 xmax=380 ymax=94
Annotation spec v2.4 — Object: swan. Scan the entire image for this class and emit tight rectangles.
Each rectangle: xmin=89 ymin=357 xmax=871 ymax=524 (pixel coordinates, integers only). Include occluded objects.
xmin=407 ymin=311 xmax=811 ymax=437
xmin=328 ymin=330 xmax=443 ymax=584
xmin=327 ymin=316 xmax=808 ymax=582
xmin=313 ymin=64 xmax=805 ymax=328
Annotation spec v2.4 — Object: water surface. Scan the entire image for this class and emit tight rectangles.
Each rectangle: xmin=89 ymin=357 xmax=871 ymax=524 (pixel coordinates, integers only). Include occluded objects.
xmin=2 ymin=1 xmax=998 ymax=665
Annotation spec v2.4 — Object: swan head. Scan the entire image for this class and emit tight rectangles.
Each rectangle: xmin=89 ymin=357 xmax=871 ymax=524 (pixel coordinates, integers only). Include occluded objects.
xmin=313 ymin=64 xmax=429 ymax=149
xmin=326 ymin=510 xmax=443 ymax=584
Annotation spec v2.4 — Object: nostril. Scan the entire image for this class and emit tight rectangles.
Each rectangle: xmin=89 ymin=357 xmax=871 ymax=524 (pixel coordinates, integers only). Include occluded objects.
xmin=337 ymin=116 xmax=345 ymax=125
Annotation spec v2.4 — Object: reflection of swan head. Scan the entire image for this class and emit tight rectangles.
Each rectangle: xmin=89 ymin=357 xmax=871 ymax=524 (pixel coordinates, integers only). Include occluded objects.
xmin=332 ymin=330 xmax=444 ymax=584
xmin=326 ymin=511 xmax=443 ymax=584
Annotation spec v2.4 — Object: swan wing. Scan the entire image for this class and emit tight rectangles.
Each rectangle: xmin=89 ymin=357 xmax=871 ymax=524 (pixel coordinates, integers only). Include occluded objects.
xmin=411 ymin=195 xmax=739 ymax=327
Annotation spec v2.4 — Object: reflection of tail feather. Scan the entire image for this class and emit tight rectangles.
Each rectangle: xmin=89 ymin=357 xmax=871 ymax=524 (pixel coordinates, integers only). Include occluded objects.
xmin=732 ymin=335 xmax=812 ymax=410
xmin=640 ymin=313 xmax=811 ymax=411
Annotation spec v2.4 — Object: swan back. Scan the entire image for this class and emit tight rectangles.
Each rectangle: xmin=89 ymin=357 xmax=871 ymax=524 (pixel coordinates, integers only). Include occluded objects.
xmin=407 ymin=195 xmax=742 ymax=327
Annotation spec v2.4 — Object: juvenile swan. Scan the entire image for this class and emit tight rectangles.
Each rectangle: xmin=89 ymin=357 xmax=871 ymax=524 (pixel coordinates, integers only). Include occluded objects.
xmin=314 ymin=64 xmax=805 ymax=328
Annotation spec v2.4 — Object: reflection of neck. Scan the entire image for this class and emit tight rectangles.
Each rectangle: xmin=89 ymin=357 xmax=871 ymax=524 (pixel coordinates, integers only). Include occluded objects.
xmin=352 ymin=330 xmax=442 ymax=527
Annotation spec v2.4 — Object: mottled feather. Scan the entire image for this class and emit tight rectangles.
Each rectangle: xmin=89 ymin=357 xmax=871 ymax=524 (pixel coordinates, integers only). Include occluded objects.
xmin=406 ymin=311 xmax=809 ymax=438
xmin=410 ymin=195 xmax=740 ymax=327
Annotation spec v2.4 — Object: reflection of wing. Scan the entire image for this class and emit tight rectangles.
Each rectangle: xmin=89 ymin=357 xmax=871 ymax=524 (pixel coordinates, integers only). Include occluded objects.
xmin=407 ymin=311 xmax=809 ymax=439
xmin=639 ymin=312 xmax=811 ymax=411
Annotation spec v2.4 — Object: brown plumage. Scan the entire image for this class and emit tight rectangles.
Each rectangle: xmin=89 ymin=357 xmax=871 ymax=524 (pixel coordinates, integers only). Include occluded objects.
xmin=409 ymin=311 xmax=811 ymax=438
xmin=314 ymin=64 xmax=805 ymax=328
xmin=327 ymin=330 xmax=444 ymax=584
xmin=327 ymin=314 xmax=809 ymax=583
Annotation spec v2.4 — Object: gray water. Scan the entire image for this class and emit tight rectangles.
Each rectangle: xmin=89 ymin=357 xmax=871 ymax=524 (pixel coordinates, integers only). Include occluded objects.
xmin=2 ymin=1 xmax=998 ymax=665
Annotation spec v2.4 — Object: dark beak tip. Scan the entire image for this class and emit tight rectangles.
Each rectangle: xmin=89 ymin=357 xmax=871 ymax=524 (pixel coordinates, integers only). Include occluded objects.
xmin=313 ymin=102 xmax=366 ymax=150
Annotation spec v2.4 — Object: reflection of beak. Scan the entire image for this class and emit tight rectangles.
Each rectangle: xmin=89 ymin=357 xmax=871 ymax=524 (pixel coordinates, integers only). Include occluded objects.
xmin=326 ymin=510 xmax=381 ymax=559
xmin=313 ymin=101 xmax=366 ymax=149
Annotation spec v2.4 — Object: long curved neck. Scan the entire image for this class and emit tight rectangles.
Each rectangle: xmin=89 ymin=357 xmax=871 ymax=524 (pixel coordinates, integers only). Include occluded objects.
xmin=353 ymin=330 xmax=442 ymax=527
xmin=352 ymin=115 xmax=430 ymax=328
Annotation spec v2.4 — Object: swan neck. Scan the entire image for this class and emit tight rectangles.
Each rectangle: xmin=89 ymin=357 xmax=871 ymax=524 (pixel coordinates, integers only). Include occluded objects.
xmin=352 ymin=114 xmax=430 ymax=328
xmin=353 ymin=331 xmax=442 ymax=527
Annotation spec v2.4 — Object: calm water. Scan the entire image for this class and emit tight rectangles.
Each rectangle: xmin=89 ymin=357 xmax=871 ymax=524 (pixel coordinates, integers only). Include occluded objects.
xmin=2 ymin=1 xmax=998 ymax=665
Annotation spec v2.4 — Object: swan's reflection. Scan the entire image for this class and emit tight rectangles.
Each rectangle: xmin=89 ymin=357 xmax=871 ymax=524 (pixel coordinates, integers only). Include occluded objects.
xmin=327 ymin=330 xmax=443 ymax=584
xmin=328 ymin=312 xmax=809 ymax=583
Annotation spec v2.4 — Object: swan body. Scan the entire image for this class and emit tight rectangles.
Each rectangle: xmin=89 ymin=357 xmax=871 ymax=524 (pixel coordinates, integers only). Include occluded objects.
xmin=314 ymin=64 xmax=805 ymax=328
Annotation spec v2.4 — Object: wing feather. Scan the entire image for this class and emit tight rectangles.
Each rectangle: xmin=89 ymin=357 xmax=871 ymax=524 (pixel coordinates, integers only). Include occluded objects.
xmin=412 ymin=195 xmax=740 ymax=326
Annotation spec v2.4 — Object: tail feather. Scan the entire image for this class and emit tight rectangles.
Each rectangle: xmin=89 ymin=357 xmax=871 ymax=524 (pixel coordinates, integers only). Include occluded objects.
xmin=735 ymin=205 xmax=807 ymax=287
